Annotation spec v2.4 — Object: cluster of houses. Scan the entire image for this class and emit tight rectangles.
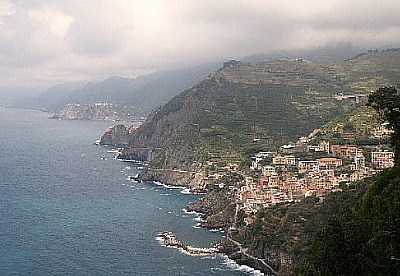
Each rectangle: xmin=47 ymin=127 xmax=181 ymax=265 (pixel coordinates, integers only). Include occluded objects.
xmin=236 ymin=140 xmax=394 ymax=214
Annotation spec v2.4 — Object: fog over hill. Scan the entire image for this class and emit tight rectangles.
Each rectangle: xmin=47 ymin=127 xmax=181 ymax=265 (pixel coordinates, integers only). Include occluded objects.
xmin=11 ymin=43 xmax=366 ymax=117
xmin=243 ymin=43 xmax=365 ymax=64
xmin=11 ymin=61 xmax=221 ymax=115
xmin=1 ymin=1 xmax=400 ymax=89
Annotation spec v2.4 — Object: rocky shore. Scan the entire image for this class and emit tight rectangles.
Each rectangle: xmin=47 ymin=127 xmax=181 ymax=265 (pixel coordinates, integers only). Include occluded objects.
xmin=157 ymin=230 xmax=279 ymax=275
xmin=157 ymin=231 xmax=219 ymax=255
xmin=99 ymin=125 xmax=137 ymax=146
xmin=217 ymin=238 xmax=278 ymax=275
xmin=185 ymin=191 xmax=280 ymax=275
xmin=105 ymin=157 xmax=280 ymax=274
xmin=137 ymin=167 xmax=205 ymax=191
xmin=185 ymin=189 xmax=236 ymax=229
xmin=136 ymin=166 xmax=280 ymax=274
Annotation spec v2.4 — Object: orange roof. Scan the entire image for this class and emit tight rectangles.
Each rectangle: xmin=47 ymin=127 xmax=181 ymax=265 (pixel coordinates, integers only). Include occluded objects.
xmin=317 ymin=157 xmax=341 ymax=161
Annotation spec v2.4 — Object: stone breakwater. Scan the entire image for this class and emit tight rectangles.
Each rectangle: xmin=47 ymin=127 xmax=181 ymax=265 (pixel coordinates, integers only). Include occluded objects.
xmin=157 ymin=231 xmax=220 ymax=255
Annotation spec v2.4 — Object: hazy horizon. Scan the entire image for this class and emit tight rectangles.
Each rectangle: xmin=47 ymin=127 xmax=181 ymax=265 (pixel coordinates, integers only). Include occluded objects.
xmin=1 ymin=0 xmax=400 ymax=91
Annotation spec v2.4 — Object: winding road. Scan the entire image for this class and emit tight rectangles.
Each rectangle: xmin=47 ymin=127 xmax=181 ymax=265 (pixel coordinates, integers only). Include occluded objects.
xmin=226 ymin=236 xmax=278 ymax=275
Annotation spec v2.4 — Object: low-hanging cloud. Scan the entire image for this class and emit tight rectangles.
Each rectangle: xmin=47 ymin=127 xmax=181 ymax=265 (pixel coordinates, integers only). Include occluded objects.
xmin=0 ymin=0 xmax=399 ymax=88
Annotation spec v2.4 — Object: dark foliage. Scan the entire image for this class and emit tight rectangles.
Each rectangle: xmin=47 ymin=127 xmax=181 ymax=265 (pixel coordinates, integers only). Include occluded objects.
xmin=367 ymin=87 xmax=400 ymax=166
xmin=295 ymin=167 xmax=400 ymax=275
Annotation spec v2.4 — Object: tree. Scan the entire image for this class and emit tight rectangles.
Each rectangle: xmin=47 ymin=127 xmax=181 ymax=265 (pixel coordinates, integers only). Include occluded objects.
xmin=367 ymin=87 xmax=400 ymax=167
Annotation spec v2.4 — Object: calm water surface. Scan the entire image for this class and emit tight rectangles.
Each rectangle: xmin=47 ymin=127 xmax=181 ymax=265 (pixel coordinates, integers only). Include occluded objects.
xmin=0 ymin=107 xmax=256 ymax=275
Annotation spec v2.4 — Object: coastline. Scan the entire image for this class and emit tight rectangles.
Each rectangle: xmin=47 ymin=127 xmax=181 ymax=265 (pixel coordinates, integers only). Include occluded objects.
xmin=217 ymin=237 xmax=278 ymax=275
xmin=112 ymin=149 xmax=277 ymax=275
xmin=156 ymin=231 xmax=220 ymax=256
xmin=156 ymin=231 xmax=268 ymax=276
xmin=148 ymin=174 xmax=279 ymax=275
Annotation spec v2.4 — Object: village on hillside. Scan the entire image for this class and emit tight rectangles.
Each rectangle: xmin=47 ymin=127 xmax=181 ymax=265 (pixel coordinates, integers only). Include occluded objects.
xmin=203 ymin=123 xmax=394 ymax=219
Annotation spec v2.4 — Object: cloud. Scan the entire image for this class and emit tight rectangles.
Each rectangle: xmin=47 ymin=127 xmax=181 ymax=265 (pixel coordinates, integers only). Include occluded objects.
xmin=0 ymin=0 xmax=400 ymax=88
xmin=66 ymin=1 xmax=134 ymax=57
xmin=0 ymin=0 xmax=15 ymax=24
xmin=28 ymin=6 xmax=73 ymax=36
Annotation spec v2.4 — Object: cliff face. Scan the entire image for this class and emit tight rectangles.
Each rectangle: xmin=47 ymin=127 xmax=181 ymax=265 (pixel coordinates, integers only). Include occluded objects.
xmin=186 ymin=189 xmax=236 ymax=228
xmin=124 ymin=92 xmax=206 ymax=150
xmin=117 ymin=87 xmax=213 ymax=186
xmin=138 ymin=168 xmax=206 ymax=190
xmin=100 ymin=125 xmax=136 ymax=146
xmin=118 ymin=79 xmax=216 ymax=172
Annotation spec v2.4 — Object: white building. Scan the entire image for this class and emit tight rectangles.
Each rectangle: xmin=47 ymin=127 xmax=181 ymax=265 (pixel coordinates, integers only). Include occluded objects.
xmin=371 ymin=151 xmax=395 ymax=168
xmin=262 ymin=166 xmax=276 ymax=176
xmin=298 ymin=160 xmax=319 ymax=173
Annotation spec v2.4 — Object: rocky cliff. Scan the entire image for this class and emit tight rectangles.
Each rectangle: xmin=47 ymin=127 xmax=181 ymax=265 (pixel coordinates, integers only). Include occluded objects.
xmin=100 ymin=125 xmax=136 ymax=146
xmin=116 ymin=79 xmax=217 ymax=186
xmin=186 ymin=189 xmax=236 ymax=228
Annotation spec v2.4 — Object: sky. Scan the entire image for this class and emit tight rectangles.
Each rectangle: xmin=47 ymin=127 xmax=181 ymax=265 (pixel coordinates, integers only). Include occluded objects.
xmin=1 ymin=0 xmax=400 ymax=90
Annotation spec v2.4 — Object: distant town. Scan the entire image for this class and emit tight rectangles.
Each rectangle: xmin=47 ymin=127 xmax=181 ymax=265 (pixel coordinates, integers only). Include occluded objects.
xmin=54 ymin=102 xmax=146 ymax=122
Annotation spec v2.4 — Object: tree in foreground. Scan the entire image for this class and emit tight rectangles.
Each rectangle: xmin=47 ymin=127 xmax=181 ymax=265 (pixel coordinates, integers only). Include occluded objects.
xmin=367 ymin=86 xmax=400 ymax=166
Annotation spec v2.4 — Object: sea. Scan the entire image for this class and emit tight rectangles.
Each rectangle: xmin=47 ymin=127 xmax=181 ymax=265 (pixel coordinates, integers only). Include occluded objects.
xmin=0 ymin=107 xmax=260 ymax=275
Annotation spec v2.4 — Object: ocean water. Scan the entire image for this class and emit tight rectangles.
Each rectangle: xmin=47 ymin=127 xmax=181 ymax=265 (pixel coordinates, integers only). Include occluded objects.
xmin=0 ymin=107 xmax=255 ymax=275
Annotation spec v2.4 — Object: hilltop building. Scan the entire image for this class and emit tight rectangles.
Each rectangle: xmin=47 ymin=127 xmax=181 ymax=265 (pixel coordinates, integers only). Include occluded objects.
xmin=223 ymin=60 xmax=241 ymax=68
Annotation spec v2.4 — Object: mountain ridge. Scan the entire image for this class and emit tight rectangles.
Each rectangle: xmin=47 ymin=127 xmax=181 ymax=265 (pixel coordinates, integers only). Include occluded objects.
xmin=11 ymin=62 xmax=221 ymax=118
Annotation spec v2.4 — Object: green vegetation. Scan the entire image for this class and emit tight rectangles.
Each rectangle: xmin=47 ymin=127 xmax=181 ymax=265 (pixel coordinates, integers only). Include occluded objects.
xmin=192 ymin=80 xmax=335 ymax=153
xmin=317 ymin=104 xmax=381 ymax=144
xmin=228 ymin=182 xmax=367 ymax=274
xmin=294 ymin=167 xmax=400 ymax=275
xmin=367 ymin=87 xmax=400 ymax=166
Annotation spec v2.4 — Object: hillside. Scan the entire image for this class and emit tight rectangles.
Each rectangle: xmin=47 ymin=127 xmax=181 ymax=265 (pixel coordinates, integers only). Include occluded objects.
xmin=294 ymin=166 xmax=400 ymax=275
xmin=12 ymin=62 xmax=220 ymax=118
xmin=9 ymin=82 xmax=85 ymax=112
xmin=220 ymin=182 xmax=367 ymax=274
xmin=243 ymin=42 xmax=365 ymax=64
xmin=118 ymin=49 xmax=400 ymax=187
